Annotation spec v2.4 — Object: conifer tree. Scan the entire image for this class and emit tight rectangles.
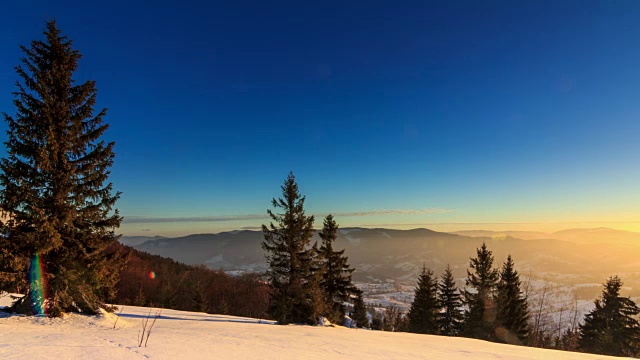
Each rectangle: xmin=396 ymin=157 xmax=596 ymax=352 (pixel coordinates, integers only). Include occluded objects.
xmin=0 ymin=21 xmax=123 ymax=316
xmin=318 ymin=214 xmax=357 ymax=324
xmin=134 ymin=288 xmax=146 ymax=307
xmin=370 ymin=314 xmax=383 ymax=330
xmin=352 ymin=290 xmax=368 ymax=328
xmin=556 ymin=328 xmax=580 ymax=352
xmin=261 ymin=172 xmax=317 ymax=325
xmin=463 ymin=242 xmax=499 ymax=340
xmin=407 ymin=265 xmax=439 ymax=334
xmin=383 ymin=304 xmax=407 ymax=332
xmin=217 ymin=298 xmax=229 ymax=315
xmin=302 ymin=241 xmax=328 ymax=323
xmin=192 ymin=281 xmax=208 ymax=313
xmin=437 ymin=264 xmax=464 ymax=336
xmin=495 ymin=255 xmax=530 ymax=345
xmin=579 ymin=276 xmax=640 ymax=357
xmin=162 ymin=281 xmax=178 ymax=309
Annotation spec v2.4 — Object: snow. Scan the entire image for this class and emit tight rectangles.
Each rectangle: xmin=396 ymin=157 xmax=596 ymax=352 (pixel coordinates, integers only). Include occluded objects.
xmin=0 ymin=292 xmax=20 ymax=309
xmin=0 ymin=303 xmax=619 ymax=359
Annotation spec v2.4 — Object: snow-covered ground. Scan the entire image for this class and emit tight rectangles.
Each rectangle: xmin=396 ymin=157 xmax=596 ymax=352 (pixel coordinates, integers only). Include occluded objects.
xmin=0 ymin=298 xmax=619 ymax=359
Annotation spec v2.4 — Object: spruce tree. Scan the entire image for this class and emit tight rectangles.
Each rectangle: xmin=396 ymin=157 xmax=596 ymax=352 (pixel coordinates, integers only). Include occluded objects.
xmin=261 ymin=172 xmax=317 ymax=325
xmin=318 ymin=214 xmax=357 ymax=324
xmin=217 ymin=298 xmax=229 ymax=315
xmin=556 ymin=328 xmax=580 ymax=352
xmin=370 ymin=314 xmax=383 ymax=330
xmin=192 ymin=282 xmax=208 ymax=313
xmin=0 ymin=21 xmax=123 ymax=316
xmin=162 ymin=281 xmax=178 ymax=309
xmin=352 ymin=290 xmax=368 ymax=328
xmin=579 ymin=276 xmax=640 ymax=357
xmin=134 ymin=288 xmax=146 ymax=307
xmin=463 ymin=242 xmax=499 ymax=340
xmin=302 ymin=241 xmax=328 ymax=323
xmin=495 ymin=255 xmax=530 ymax=345
xmin=437 ymin=264 xmax=463 ymax=336
xmin=407 ymin=265 xmax=439 ymax=334
xmin=383 ymin=304 xmax=407 ymax=332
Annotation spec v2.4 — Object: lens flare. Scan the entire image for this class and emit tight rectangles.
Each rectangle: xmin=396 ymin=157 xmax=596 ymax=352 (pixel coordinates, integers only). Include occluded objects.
xmin=29 ymin=253 xmax=47 ymax=316
xmin=148 ymin=271 xmax=156 ymax=279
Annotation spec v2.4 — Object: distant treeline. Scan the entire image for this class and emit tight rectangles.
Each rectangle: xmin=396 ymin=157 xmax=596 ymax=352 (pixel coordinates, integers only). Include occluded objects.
xmin=112 ymin=243 xmax=269 ymax=319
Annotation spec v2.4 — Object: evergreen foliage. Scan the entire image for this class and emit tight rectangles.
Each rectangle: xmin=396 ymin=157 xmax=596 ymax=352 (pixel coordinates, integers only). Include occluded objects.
xmin=495 ymin=255 xmax=530 ymax=345
xmin=555 ymin=328 xmax=580 ymax=352
xmin=302 ymin=242 xmax=328 ymax=323
xmin=115 ymin=244 xmax=269 ymax=319
xmin=578 ymin=276 xmax=640 ymax=357
xmin=463 ymin=242 xmax=499 ymax=340
xmin=134 ymin=288 xmax=146 ymax=307
xmin=216 ymin=298 xmax=229 ymax=315
xmin=351 ymin=290 xmax=369 ymax=328
xmin=437 ymin=264 xmax=464 ymax=336
xmin=407 ymin=265 xmax=439 ymax=334
xmin=261 ymin=172 xmax=318 ymax=325
xmin=318 ymin=214 xmax=357 ymax=324
xmin=370 ymin=315 xmax=383 ymax=330
xmin=0 ymin=21 xmax=123 ymax=316
xmin=191 ymin=281 xmax=209 ymax=313
xmin=161 ymin=280 xmax=178 ymax=309
xmin=382 ymin=304 xmax=407 ymax=332
xmin=370 ymin=312 xmax=385 ymax=331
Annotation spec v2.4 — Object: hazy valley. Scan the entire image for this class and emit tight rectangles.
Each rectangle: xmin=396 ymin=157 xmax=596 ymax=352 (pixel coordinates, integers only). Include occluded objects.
xmin=123 ymin=226 xmax=640 ymax=333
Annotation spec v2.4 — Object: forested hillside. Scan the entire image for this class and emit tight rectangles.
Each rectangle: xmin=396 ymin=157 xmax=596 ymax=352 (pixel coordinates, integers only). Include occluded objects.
xmin=113 ymin=244 xmax=269 ymax=319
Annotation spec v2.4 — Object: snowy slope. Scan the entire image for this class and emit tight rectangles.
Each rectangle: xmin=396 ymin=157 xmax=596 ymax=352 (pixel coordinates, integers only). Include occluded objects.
xmin=0 ymin=303 xmax=619 ymax=360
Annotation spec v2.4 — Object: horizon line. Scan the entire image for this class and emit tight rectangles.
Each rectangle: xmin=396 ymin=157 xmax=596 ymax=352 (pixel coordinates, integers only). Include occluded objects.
xmin=122 ymin=223 xmax=640 ymax=237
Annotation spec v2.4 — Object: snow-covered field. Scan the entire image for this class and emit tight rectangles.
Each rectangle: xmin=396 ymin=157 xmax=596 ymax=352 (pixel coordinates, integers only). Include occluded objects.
xmin=0 ymin=297 xmax=619 ymax=360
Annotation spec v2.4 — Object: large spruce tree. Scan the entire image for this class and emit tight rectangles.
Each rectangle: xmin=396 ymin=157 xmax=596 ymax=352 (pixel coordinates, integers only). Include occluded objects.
xmin=579 ymin=276 xmax=640 ymax=357
xmin=495 ymin=255 xmax=530 ymax=345
xmin=437 ymin=264 xmax=464 ymax=336
xmin=463 ymin=242 xmax=499 ymax=340
xmin=261 ymin=172 xmax=317 ymax=325
xmin=407 ymin=265 xmax=439 ymax=334
xmin=0 ymin=21 xmax=123 ymax=316
xmin=318 ymin=214 xmax=357 ymax=324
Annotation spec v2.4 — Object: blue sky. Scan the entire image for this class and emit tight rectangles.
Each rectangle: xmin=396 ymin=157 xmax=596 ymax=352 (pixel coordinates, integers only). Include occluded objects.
xmin=2 ymin=1 xmax=640 ymax=236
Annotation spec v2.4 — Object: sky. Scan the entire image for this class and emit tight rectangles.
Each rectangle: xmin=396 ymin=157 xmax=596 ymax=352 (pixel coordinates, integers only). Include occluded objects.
xmin=1 ymin=1 xmax=640 ymax=236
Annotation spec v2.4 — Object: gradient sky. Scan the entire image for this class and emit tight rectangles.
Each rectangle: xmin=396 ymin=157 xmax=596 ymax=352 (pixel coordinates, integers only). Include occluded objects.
xmin=2 ymin=1 xmax=640 ymax=236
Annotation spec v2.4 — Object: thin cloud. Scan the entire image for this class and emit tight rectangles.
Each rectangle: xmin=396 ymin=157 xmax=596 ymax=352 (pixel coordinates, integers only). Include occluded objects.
xmin=123 ymin=208 xmax=451 ymax=224
xmin=240 ymin=226 xmax=263 ymax=230
xmin=124 ymin=214 xmax=267 ymax=224
xmin=333 ymin=208 xmax=452 ymax=217
xmin=352 ymin=221 xmax=640 ymax=228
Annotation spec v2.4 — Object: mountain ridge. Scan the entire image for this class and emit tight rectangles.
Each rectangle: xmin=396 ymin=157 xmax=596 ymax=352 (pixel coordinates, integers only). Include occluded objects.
xmin=122 ymin=227 xmax=636 ymax=283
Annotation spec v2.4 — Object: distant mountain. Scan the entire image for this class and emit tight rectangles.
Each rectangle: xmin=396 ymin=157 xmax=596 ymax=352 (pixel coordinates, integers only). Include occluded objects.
xmin=453 ymin=227 xmax=640 ymax=244
xmin=125 ymin=227 xmax=638 ymax=282
xmin=119 ymin=235 xmax=167 ymax=247
xmin=551 ymin=227 xmax=640 ymax=244
xmin=132 ymin=230 xmax=267 ymax=272
xmin=452 ymin=230 xmax=551 ymax=240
